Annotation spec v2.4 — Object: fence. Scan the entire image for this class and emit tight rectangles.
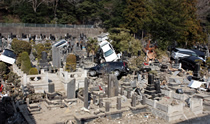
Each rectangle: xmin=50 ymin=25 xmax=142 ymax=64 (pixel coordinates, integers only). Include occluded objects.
xmin=0 ymin=23 xmax=95 ymax=28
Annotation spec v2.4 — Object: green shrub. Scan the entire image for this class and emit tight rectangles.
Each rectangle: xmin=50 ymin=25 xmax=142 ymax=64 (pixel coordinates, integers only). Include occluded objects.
xmin=16 ymin=56 xmax=22 ymax=68
xmin=29 ymin=68 xmax=38 ymax=75
xmin=66 ymin=54 xmax=77 ymax=72
xmin=20 ymin=52 xmax=31 ymax=74
xmin=155 ymin=48 xmax=167 ymax=59
xmin=29 ymin=68 xmax=38 ymax=80
xmin=34 ymin=44 xmax=45 ymax=60
xmin=11 ymin=39 xmax=32 ymax=56
xmin=0 ymin=62 xmax=7 ymax=78
xmin=128 ymin=56 xmax=144 ymax=72
xmin=7 ymin=72 xmax=21 ymax=87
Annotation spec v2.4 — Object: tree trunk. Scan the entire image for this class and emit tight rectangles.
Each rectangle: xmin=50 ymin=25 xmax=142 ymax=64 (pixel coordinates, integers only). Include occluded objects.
xmin=141 ymin=30 xmax=144 ymax=41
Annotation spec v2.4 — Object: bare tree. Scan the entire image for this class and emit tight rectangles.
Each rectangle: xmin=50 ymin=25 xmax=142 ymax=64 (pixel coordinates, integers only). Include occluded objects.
xmin=27 ymin=0 xmax=45 ymax=13
xmin=67 ymin=0 xmax=81 ymax=5
xmin=46 ymin=0 xmax=59 ymax=18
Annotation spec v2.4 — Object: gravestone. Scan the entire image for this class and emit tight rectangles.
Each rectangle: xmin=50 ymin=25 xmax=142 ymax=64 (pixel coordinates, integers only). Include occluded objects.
xmin=48 ymin=83 xmax=55 ymax=93
xmin=84 ymin=78 xmax=89 ymax=109
xmin=67 ymin=79 xmax=76 ymax=99
xmin=192 ymin=63 xmax=200 ymax=80
xmin=108 ymin=74 xmax=119 ymax=97
xmin=144 ymin=74 xmax=162 ymax=99
xmin=117 ymin=96 xmax=121 ymax=110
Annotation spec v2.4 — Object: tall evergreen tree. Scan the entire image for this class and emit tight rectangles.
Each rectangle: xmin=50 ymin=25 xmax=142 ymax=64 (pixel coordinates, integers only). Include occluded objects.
xmin=123 ymin=0 xmax=150 ymax=34
xmin=178 ymin=0 xmax=207 ymax=47
xmin=98 ymin=0 xmax=126 ymax=29
xmin=148 ymin=0 xmax=184 ymax=50
xmin=148 ymin=0 xmax=206 ymax=49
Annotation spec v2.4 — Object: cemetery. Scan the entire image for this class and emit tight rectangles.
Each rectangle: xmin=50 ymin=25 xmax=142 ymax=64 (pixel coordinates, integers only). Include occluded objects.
xmin=0 ymin=32 xmax=210 ymax=124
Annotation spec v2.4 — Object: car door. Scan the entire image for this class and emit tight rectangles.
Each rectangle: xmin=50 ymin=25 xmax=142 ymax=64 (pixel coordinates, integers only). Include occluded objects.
xmin=98 ymin=63 xmax=108 ymax=74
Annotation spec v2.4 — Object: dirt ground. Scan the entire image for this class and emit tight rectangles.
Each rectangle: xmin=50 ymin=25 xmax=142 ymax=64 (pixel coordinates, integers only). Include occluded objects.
xmin=88 ymin=111 xmax=167 ymax=124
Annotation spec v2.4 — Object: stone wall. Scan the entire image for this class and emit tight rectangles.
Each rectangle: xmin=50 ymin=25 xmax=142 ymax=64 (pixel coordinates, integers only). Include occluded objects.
xmin=145 ymin=98 xmax=184 ymax=122
xmin=0 ymin=27 xmax=103 ymax=38
xmin=58 ymin=68 xmax=87 ymax=90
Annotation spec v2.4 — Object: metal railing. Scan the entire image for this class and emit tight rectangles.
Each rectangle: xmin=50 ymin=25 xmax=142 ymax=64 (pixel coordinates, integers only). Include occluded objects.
xmin=0 ymin=23 xmax=95 ymax=28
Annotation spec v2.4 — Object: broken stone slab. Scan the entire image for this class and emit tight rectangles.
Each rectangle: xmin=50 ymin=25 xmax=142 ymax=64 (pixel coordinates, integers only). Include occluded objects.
xmin=168 ymin=82 xmax=179 ymax=87
xmin=188 ymin=80 xmax=205 ymax=89
xmin=173 ymin=71 xmax=180 ymax=76
xmin=90 ymin=86 xmax=100 ymax=92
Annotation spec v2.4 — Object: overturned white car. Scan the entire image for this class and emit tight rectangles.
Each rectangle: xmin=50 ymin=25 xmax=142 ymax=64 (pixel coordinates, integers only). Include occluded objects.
xmin=99 ymin=41 xmax=119 ymax=62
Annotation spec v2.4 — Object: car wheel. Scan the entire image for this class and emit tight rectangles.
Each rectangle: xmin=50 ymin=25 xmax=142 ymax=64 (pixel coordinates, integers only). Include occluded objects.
xmin=114 ymin=70 xmax=120 ymax=77
xmin=89 ymin=70 xmax=96 ymax=76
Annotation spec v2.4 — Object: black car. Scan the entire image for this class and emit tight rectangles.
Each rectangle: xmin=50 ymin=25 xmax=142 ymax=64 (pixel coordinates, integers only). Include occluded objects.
xmin=89 ymin=62 xmax=130 ymax=77
xmin=191 ymin=49 xmax=206 ymax=60
xmin=179 ymin=56 xmax=204 ymax=71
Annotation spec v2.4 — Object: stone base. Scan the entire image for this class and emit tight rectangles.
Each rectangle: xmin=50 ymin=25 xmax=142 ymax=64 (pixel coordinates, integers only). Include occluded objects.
xmin=149 ymin=106 xmax=183 ymax=122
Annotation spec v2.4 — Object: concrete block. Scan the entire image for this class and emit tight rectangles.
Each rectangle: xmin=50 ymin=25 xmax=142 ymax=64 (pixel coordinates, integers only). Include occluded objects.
xmin=167 ymin=103 xmax=183 ymax=114
xmin=190 ymin=98 xmax=203 ymax=114
xmin=156 ymin=103 xmax=168 ymax=112
xmin=156 ymin=102 xmax=183 ymax=115
xmin=161 ymin=90 xmax=172 ymax=97
xmin=149 ymin=106 xmax=183 ymax=122
xmin=172 ymin=92 xmax=188 ymax=101
xmin=145 ymin=98 xmax=156 ymax=108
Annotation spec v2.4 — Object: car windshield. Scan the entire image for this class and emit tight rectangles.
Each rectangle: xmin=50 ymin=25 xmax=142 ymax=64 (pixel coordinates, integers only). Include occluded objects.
xmin=100 ymin=42 xmax=108 ymax=47
xmin=191 ymin=53 xmax=198 ymax=57
xmin=2 ymin=49 xmax=16 ymax=58
xmin=104 ymin=49 xmax=114 ymax=57
xmin=55 ymin=41 xmax=66 ymax=47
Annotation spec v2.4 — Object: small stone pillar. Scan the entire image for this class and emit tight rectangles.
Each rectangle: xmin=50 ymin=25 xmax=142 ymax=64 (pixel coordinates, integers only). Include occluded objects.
xmin=105 ymin=101 xmax=110 ymax=112
xmin=93 ymin=95 xmax=97 ymax=104
xmin=131 ymin=94 xmax=136 ymax=107
xmin=99 ymin=93 xmax=103 ymax=108
xmin=127 ymin=89 xmax=131 ymax=99
xmin=114 ymin=76 xmax=119 ymax=96
xmin=45 ymin=72 xmax=48 ymax=83
xmin=142 ymin=95 xmax=146 ymax=105
xmin=67 ymin=79 xmax=76 ymax=99
xmin=84 ymin=78 xmax=89 ymax=109
xmin=155 ymin=79 xmax=161 ymax=93
xmin=23 ymin=73 xmax=27 ymax=86
xmin=121 ymin=87 xmax=124 ymax=95
xmin=108 ymin=74 xmax=113 ymax=97
xmin=117 ymin=96 xmax=121 ymax=110
xmin=138 ymin=73 xmax=141 ymax=83
xmin=48 ymin=83 xmax=55 ymax=93
xmin=26 ymin=98 xmax=30 ymax=106
xmin=64 ymin=71 xmax=68 ymax=83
